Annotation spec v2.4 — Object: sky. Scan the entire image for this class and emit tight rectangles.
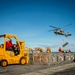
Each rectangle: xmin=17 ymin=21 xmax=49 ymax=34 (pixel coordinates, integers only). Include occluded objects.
xmin=0 ymin=0 xmax=75 ymax=52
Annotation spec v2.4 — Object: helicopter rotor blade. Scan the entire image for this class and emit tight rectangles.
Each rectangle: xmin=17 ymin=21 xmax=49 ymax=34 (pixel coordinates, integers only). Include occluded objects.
xmin=65 ymin=23 xmax=72 ymax=27
xmin=49 ymin=25 xmax=58 ymax=28
xmin=63 ymin=23 xmax=72 ymax=28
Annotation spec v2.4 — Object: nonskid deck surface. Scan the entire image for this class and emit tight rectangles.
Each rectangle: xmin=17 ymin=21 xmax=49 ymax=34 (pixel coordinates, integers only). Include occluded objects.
xmin=0 ymin=63 xmax=75 ymax=75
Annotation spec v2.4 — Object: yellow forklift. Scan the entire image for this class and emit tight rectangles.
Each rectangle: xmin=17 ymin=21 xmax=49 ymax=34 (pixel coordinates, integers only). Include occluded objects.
xmin=0 ymin=34 xmax=29 ymax=67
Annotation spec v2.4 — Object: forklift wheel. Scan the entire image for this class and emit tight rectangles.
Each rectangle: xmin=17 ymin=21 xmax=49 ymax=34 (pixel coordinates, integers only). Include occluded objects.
xmin=20 ymin=57 xmax=26 ymax=65
xmin=1 ymin=60 xmax=8 ymax=67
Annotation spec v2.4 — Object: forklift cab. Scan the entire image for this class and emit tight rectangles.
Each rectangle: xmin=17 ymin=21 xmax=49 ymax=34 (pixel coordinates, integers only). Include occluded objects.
xmin=0 ymin=34 xmax=20 ymax=56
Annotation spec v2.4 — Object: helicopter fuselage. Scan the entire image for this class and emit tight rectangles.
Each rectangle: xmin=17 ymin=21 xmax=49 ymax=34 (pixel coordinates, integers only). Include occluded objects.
xmin=54 ymin=28 xmax=64 ymax=35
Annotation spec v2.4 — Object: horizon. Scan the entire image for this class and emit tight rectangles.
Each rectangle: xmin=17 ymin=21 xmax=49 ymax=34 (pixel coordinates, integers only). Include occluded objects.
xmin=0 ymin=0 xmax=75 ymax=52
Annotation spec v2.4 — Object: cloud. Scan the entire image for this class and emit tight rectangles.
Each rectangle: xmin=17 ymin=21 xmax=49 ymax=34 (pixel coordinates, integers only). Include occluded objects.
xmin=38 ymin=44 xmax=59 ymax=48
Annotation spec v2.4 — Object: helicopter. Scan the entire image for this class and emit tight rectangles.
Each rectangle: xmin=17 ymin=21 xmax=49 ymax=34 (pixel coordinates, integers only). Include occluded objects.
xmin=48 ymin=24 xmax=72 ymax=37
